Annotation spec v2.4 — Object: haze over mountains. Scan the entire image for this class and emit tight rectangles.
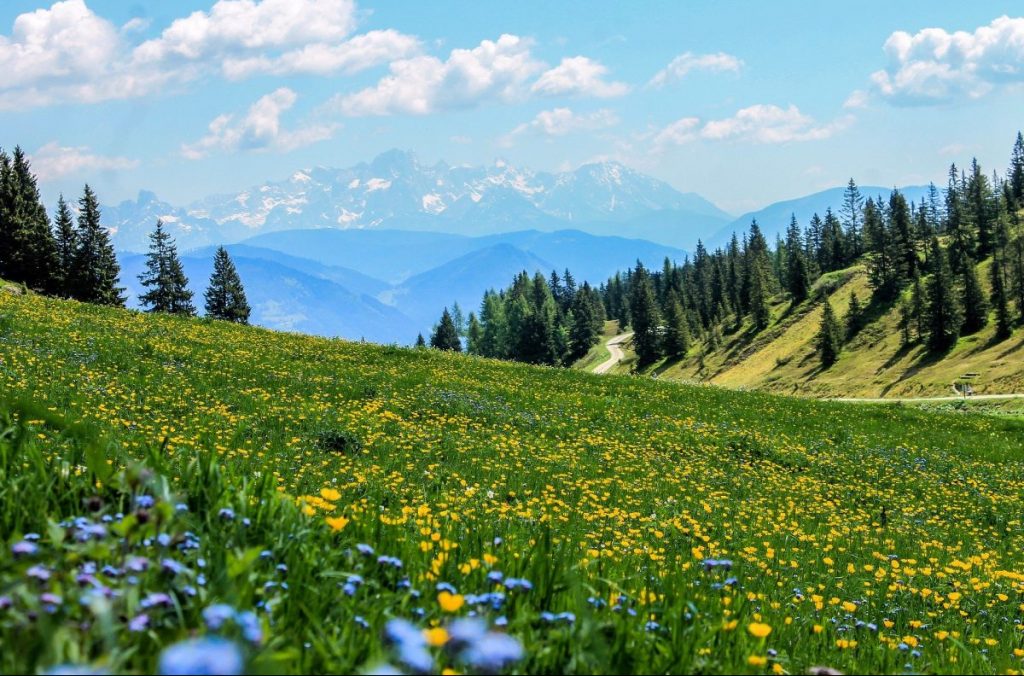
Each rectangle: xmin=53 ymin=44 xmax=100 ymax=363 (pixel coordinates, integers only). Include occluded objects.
xmin=105 ymin=149 xmax=935 ymax=344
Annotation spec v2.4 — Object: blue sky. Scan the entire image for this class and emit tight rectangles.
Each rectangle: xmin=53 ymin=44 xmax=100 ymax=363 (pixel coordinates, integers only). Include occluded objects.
xmin=2 ymin=0 xmax=1023 ymax=214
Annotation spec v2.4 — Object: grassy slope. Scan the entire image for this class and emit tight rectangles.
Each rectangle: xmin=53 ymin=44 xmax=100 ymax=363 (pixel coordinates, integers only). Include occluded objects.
xmin=573 ymin=319 xmax=620 ymax=372
xmin=1 ymin=291 xmax=1024 ymax=674
xmin=605 ymin=261 xmax=1024 ymax=398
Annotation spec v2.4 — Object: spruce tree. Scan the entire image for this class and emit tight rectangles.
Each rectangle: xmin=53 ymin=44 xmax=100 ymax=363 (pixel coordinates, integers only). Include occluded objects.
xmin=1009 ymin=131 xmax=1024 ymax=205
xmin=628 ymin=262 xmax=662 ymax=366
xmin=1013 ymin=238 xmax=1024 ymax=323
xmin=925 ymin=238 xmax=961 ymax=352
xmin=415 ymin=333 xmax=426 ymax=348
xmin=72 ymin=185 xmax=124 ymax=306
xmin=430 ymin=308 xmax=462 ymax=351
xmin=844 ymin=291 xmax=864 ymax=340
xmin=840 ymin=178 xmax=864 ymax=261
xmin=138 ymin=219 xmax=194 ymax=316
xmin=959 ymin=259 xmax=988 ymax=335
xmin=662 ymin=294 xmax=690 ymax=358
xmin=991 ymin=254 xmax=1012 ymax=340
xmin=466 ymin=312 xmax=482 ymax=354
xmin=53 ymin=195 xmax=77 ymax=297
xmin=785 ymin=215 xmax=810 ymax=303
xmin=910 ymin=273 xmax=926 ymax=341
xmin=0 ymin=147 xmax=60 ymax=292
xmin=816 ymin=298 xmax=842 ymax=368
xmin=204 ymin=246 xmax=250 ymax=324
xmin=478 ymin=291 xmax=508 ymax=359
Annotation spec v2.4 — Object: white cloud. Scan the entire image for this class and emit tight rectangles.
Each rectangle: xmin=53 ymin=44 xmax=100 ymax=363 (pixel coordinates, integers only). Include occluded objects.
xmin=531 ymin=56 xmax=629 ymax=98
xmin=650 ymin=116 xmax=701 ymax=152
xmin=649 ymin=104 xmax=850 ymax=152
xmin=329 ymin=34 xmax=545 ymax=116
xmin=871 ymin=15 xmax=1024 ymax=104
xmin=501 ymin=107 xmax=618 ymax=146
xmin=29 ymin=142 xmax=138 ymax=180
xmin=648 ymin=51 xmax=743 ymax=88
xmin=182 ymin=88 xmax=337 ymax=159
xmin=0 ymin=0 xmax=418 ymax=110
xmin=701 ymin=104 xmax=851 ymax=143
xmin=843 ymin=89 xmax=870 ymax=109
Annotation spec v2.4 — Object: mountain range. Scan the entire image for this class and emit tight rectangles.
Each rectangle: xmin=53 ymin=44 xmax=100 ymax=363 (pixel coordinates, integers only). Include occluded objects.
xmin=104 ymin=150 xmax=732 ymax=252
xmin=118 ymin=229 xmax=688 ymax=343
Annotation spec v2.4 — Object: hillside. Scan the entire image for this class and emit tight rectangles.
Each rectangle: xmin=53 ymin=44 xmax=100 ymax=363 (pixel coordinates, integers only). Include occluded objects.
xmin=595 ymin=259 xmax=1024 ymax=398
xmin=2 ymin=287 xmax=1023 ymax=674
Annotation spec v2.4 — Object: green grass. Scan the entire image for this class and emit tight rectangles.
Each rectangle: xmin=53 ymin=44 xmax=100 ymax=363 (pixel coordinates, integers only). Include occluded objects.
xmin=573 ymin=320 xmax=619 ymax=372
xmin=1 ymin=290 xmax=1024 ymax=674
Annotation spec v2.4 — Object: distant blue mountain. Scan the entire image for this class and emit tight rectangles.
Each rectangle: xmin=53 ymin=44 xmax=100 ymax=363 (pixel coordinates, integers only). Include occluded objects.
xmin=708 ymin=185 xmax=932 ymax=249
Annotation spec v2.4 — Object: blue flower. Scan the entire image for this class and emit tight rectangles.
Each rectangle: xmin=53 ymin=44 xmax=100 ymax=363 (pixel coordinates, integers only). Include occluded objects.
xmin=460 ymin=632 xmax=523 ymax=671
xmin=503 ymin=577 xmax=532 ymax=592
xmin=128 ymin=613 xmax=149 ymax=632
xmin=12 ymin=540 xmax=38 ymax=556
xmin=158 ymin=637 xmax=243 ymax=675
xmin=141 ymin=592 xmax=172 ymax=609
xmin=384 ymin=619 xmax=432 ymax=673
xmin=27 ymin=565 xmax=51 ymax=581
xmin=218 ymin=508 xmax=235 ymax=521
xmin=203 ymin=604 xmax=236 ymax=630
xmin=136 ymin=495 xmax=155 ymax=509
xmin=356 ymin=543 xmax=374 ymax=556
xmin=237 ymin=611 xmax=262 ymax=644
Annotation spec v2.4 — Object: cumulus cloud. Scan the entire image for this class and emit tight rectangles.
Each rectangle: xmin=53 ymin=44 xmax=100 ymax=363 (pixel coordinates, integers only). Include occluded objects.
xmin=531 ymin=56 xmax=629 ymax=98
xmin=181 ymin=88 xmax=337 ymax=159
xmin=328 ymin=34 xmax=545 ymax=116
xmin=500 ymin=107 xmax=618 ymax=146
xmin=0 ymin=0 xmax=419 ymax=109
xmin=29 ymin=142 xmax=139 ymax=180
xmin=648 ymin=51 xmax=743 ymax=88
xmin=650 ymin=104 xmax=850 ymax=152
xmin=870 ymin=15 xmax=1024 ymax=104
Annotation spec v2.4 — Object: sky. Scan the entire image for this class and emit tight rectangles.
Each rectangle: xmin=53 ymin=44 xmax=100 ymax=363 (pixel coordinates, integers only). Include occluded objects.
xmin=2 ymin=0 xmax=1023 ymax=215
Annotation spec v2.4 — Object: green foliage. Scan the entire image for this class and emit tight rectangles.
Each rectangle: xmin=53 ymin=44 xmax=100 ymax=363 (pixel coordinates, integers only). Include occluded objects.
xmin=138 ymin=220 xmax=195 ymax=316
xmin=204 ymin=246 xmax=251 ymax=324
xmin=430 ymin=307 xmax=461 ymax=351
xmin=628 ymin=261 xmax=661 ymax=365
xmin=71 ymin=185 xmax=125 ymax=307
xmin=816 ymin=297 xmax=842 ymax=368
xmin=925 ymin=238 xmax=962 ymax=352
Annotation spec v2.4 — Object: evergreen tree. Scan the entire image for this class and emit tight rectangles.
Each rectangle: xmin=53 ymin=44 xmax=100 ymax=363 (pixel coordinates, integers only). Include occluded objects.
xmin=71 ymin=185 xmax=124 ymax=306
xmin=785 ymin=215 xmax=810 ymax=303
xmin=844 ymin=291 xmax=864 ymax=340
xmin=563 ymin=268 xmax=577 ymax=311
xmin=990 ymin=254 xmax=1012 ymax=340
xmin=568 ymin=286 xmax=601 ymax=362
xmin=840 ymin=178 xmax=864 ymax=260
xmin=925 ymin=238 xmax=962 ymax=352
xmin=451 ymin=301 xmax=466 ymax=337
xmin=662 ymin=294 xmax=690 ymax=358
xmin=0 ymin=147 xmax=60 ymax=292
xmin=466 ymin=312 xmax=482 ymax=354
xmin=910 ymin=273 xmax=926 ymax=341
xmin=959 ymin=259 xmax=988 ymax=335
xmin=945 ymin=163 xmax=976 ymax=274
xmin=204 ymin=246 xmax=250 ymax=324
xmin=816 ymin=298 xmax=842 ymax=368
xmin=52 ymin=195 xmax=77 ymax=297
xmin=478 ymin=291 xmax=508 ymax=359
xmin=628 ymin=262 xmax=662 ymax=366
xmin=1009 ymin=131 xmax=1024 ymax=205
xmin=430 ymin=308 xmax=462 ymax=351
xmin=744 ymin=221 xmax=772 ymax=331
xmin=138 ymin=219 xmax=194 ymax=315
xmin=966 ymin=158 xmax=997 ymax=256
xmin=889 ymin=189 xmax=917 ymax=282
xmin=1013 ymin=238 xmax=1024 ymax=323
xmin=415 ymin=333 xmax=426 ymax=348
xmin=864 ymin=197 xmax=898 ymax=299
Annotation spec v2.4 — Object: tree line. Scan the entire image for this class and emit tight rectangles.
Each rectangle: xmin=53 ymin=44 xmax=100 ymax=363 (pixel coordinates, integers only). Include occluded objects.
xmin=429 ymin=132 xmax=1024 ymax=370
xmin=426 ymin=269 xmax=607 ymax=366
xmin=0 ymin=146 xmax=250 ymax=324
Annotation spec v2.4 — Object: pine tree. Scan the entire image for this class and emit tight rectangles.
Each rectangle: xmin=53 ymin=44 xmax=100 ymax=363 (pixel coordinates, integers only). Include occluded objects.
xmin=816 ymin=298 xmax=842 ymax=368
xmin=72 ymin=185 xmax=124 ymax=306
xmin=478 ymin=291 xmax=508 ymax=359
xmin=662 ymin=294 xmax=690 ymax=358
xmin=430 ymin=308 xmax=462 ymax=351
xmin=451 ymin=301 xmax=466 ymax=337
xmin=1013 ymin=238 xmax=1024 ymax=323
xmin=840 ymin=178 xmax=864 ymax=261
xmin=945 ymin=163 xmax=976 ymax=275
xmin=414 ymin=333 xmax=426 ymax=348
xmin=844 ymin=291 xmax=864 ymax=340
xmin=990 ymin=254 xmax=1012 ymax=340
xmin=1009 ymin=131 xmax=1024 ymax=205
xmin=138 ymin=219 xmax=194 ymax=315
xmin=0 ymin=148 xmax=60 ymax=292
xmin=925 ymin=238 xmax=961 ymax=352
xmin=466 ymin=312 xmax=482 ymax=354
xmin=864 ymin=197 xmax=898 ymax=300
xmin=959 ymin=259 xmax=988 ymax=335
xmin=52 ymin=195 xmax=77 ymax=297
xmin=629 ymin=262 xmax=662 ymax=366
xmin=910 ymin=273 xmax=926 ymax=341
xmin=889 ymin=189 xmax=917 ymax=282
xmin=204 ymin=246 xmax=250 ymax=324
xmin=568 ymin=288 xmax=599 ymax=362
xmin=966 ymin=158 xmax=997 ymax=256
xmin=785 ymin=215 xmax=810 ymax=303
xmin=744 ymin=222 xmax=772 ymax=331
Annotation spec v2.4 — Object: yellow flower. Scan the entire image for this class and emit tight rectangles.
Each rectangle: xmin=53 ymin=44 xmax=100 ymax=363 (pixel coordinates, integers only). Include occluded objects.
xmin=748 ymin=655 xmax=767 ymax=667
xmin=320 ymin=487 xmax=341 ymax=501
xmin=438 ymin=591 xmax=465 ymax=612
xmin=772 ymin=663 xmax=785 ymax=675
xmin=748 ymin=622 xmax=772 ymax=638
xmin=326 ymin=515 xmax=349 ymax=532
xmin=935 ymin=630 xmax=950 ymax=641
xmin=842 ymin=601 xmax=858 ymax=613
xmin=812 ymin=624 xmax=824 ymax=634
xmin=423 ymin=627 xmax=449 ymax=647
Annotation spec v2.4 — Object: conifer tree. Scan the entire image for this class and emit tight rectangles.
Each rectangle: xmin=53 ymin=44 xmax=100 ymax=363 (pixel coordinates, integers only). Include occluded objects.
xmin=72 ymin=185 xmax=124 ymax=306
xmin=844 ymin=291 xmax=864 ymax=340
xmin=138 ymin=219 xmax=194 ymax=315
xmin=0 ymin=148 xmax=60 ymax=292
xmin=52 ymin=195 xmax=77 ymax=297
xmin=415 ymin=333 xmax=426 ymax=348
xmin=662 ymin=294 xmax=690 ymax=358
xmin=629 ymin=262 xmax=662 ymax=366
xmin=990 ymin=254 xmax=1012 ymax=340
xmin=910 ymin=273 xmax=926 ymax=341
xmin=466 ymin=312 xmax=482 ymax=354
xmin=478 ymin=291 xmax=508 ymax=359
xmin=816 ymin=298 xmax=842 ymax=368
xmin=959 ymin=259 xmax=988 ymax=335
xmin=451 ymin=301 xmax=466 ymax=336
xmin=430 ymin=308 xmax=462 ymax=352
xmin=840 ymin=178 xmax=864 ymax=260
xmin=204 ymin=246 xmax=250 ymax=324
xmin=1013 ymin=238 xmax=1024 ymax=323
xmin=785 ymin=215 xmax=810 ymax=303
xmin=864 ymin=197 xmax=898 ymax=300
xmin=925 ymin=238 xmax=961 ymax=352
xmin=1009 ymin=131 xmax=1024 ymax=205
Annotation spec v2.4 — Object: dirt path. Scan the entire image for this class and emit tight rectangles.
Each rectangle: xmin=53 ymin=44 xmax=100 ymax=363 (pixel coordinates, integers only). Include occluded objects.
xmin=594 ymin=332 xmax=632 ymax=374
xmin=833 ymin=393 xmax=1024 ymax=403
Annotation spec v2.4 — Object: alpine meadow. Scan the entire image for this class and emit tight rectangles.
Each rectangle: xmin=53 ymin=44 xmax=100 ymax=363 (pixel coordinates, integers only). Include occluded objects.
xmin=2 ymin=2 xmax=1024 ymax=675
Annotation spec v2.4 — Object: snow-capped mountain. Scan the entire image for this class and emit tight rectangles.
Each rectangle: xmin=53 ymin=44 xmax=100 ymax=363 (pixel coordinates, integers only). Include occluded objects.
xmin=106 ymin=150 xmax=732 ymax=252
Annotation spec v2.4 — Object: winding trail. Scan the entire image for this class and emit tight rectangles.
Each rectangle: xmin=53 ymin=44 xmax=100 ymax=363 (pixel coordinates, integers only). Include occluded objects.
xmin=594 ymin=332 xmax=632 ymax=374
xmin=833 ymin=393 xmax=1024 ymax=403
